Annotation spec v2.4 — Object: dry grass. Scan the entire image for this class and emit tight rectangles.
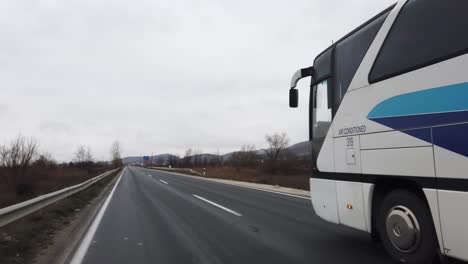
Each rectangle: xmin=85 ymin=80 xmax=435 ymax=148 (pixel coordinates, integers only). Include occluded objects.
xmin=0 ymin=166 xmax=109 ymax=209
xmin=0 ymin=169 xmax=121 ymax=264
xmin=191 ymin=166 xmax=310 ymax=190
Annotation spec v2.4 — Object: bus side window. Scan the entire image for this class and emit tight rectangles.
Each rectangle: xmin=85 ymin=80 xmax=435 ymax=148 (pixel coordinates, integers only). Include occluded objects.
xmin=334 ymin=10 xmax=389 ymax=107
xmin=369 ymin=0 xmax=468 ymax=83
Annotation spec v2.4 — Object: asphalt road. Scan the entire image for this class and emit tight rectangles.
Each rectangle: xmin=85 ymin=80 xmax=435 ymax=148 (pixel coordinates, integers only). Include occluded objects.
xmin=76 ymin=166 xmax=395 ymax=264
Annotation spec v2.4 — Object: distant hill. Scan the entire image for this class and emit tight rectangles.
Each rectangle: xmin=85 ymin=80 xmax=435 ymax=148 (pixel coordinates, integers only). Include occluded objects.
xmin=121 ymin=156 xmax=144 ymax=165
xmin=122 ymin=141 xmax=311 ymax=165
xmin=122 ymin=154 xmax=179 ymax=165
xmin=222 ymin=141 xmax=311 ymax=160
xmin=222 ymin=149 xmax=266 ymax=161
xmin=191 ymin=153 xmax=220 ymax=162
xmin=287 ymin=141 xmax=312 ymax=157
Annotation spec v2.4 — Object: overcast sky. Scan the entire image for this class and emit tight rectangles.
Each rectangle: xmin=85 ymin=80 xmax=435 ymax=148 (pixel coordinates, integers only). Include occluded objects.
xmin=0 ymin=0 xmax=395 ymax=161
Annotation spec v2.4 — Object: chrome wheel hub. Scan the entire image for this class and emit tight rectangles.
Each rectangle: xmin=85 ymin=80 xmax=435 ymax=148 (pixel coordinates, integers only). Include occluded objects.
xmin=386 ymin=205 xmax=421 ymax=253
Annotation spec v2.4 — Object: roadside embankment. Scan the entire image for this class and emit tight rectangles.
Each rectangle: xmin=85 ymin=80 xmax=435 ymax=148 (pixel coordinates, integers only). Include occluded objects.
xmin=0 ymin=168 xmax=122 ymax=264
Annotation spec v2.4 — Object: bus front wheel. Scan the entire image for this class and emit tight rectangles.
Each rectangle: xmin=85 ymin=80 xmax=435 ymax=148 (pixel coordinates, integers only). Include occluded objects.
xmin=377 ymin=189 xmax=439 ymax=264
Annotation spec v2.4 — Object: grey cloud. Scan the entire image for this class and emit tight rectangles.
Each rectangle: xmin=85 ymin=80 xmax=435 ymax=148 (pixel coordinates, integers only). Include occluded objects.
xmin=38 ymin=120 xmax=71 ymax=134
xmin=0 ymin=104 xmax=7 ymax=116
xmin=0 ymin=0 xmax=395 ymax=161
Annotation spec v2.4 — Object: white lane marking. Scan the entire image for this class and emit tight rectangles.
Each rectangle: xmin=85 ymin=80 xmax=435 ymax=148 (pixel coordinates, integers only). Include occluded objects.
xmin=159 ymin=179 xmax=168 ymax=184
xmin=193 ymin=194 xmax=242 ymax=216
xmin=233 ymin=185 xmax=310 ymax=200
xmin=70 ymin=168 xmax=125 ymax=264
xmin=148 ymin=169 xmax=310 ymax=200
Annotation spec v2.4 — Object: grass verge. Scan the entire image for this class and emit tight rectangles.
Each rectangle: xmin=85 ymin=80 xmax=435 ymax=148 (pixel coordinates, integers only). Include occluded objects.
xmin=0 ymin=168 xmax=121 ymax=264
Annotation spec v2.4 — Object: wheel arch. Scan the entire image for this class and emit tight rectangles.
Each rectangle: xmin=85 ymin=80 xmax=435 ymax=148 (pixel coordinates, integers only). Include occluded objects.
xmin=369 ymin=177 xmax=430 ymax=240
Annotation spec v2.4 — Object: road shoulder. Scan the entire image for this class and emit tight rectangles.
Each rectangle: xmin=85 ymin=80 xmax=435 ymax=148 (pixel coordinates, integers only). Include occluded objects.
xmin=48 ymin=171 xmax=122 ymax=264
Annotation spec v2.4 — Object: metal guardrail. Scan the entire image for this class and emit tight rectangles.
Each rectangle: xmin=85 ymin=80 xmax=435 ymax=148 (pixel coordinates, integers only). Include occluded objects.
xmin=0 ymin=168 xmax=120 ymax=228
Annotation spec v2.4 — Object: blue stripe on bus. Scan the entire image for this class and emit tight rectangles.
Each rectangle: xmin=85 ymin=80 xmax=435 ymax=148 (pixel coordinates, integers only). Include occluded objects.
xmin=368 ymin=82 xmax=468 ymax=119
xmin=433 ymin=123 xmax=468 ymax=158
xmin=402 ymin=128 xmax=432 ymax=144
xmin=370 ymin=110 xmax=468 ymax=130
xmin=367 ymin=82 xmax=468 ymax=157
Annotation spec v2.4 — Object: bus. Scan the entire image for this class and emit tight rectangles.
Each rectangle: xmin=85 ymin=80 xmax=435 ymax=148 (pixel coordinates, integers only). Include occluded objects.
xmin=289 ymin=0 xmax=468 ymax=263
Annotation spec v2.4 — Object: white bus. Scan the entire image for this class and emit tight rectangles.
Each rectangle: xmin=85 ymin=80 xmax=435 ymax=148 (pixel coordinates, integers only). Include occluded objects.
xmin=289 ymin=0 xmax=468 ymax=263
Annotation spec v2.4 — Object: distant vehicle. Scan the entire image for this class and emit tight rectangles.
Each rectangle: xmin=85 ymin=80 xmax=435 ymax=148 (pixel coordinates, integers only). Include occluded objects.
xmin=143 ymin=156 xmax=151 ymax=166
xmin=289 ymin=0 xmax=468 ymax=263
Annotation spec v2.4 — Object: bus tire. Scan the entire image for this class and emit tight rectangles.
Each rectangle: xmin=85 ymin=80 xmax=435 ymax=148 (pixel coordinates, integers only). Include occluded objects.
xmin=377 ymin=189 xmax=438 ymax=264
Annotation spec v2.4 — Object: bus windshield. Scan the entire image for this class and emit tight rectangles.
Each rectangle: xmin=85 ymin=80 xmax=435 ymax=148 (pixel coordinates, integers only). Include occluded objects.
xmin=312 ymin=79 xmax=332 ymax=167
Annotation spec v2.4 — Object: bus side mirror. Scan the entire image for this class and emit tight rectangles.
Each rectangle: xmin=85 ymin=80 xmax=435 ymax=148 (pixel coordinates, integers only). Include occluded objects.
xmin=289 ymin=89 xmax=298 ymax=108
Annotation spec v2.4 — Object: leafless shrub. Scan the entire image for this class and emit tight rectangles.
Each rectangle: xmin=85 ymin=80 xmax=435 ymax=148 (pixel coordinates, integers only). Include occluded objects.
xmin=0 ymin=135 xmax=39 ymax=168
xmin=229 ymin=144 xmax=258 ymax=171
xmin=32 ymin=152 xmax=57 ymax=169
xmin=263 ymin=132 xmax=289 ymax=173
xmin=211 ymin=149 xmax=223 ymax=167
xmin=182 ymin=148 xmax=193 ymax=167
xmin=0 ymin=135 xmax=39 ymax=195
xmin=277 ymin=150 xmax=300 ymax=175
xmin=0 ymin=145 xmax=9 ymax=167
xmin=192 ymin=149 xmax=203 ymax=167
xmin=73 ymin=145 xmax=94 ymax=167
xmin=264 ymin=133 xmax=289 ymax=162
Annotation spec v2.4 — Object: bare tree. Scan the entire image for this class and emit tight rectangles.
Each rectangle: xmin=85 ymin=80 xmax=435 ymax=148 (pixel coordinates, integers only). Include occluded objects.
xmin=192 ymin=149 xmax=203 ymax=167
xmin=8 ymin=137 xmax=22 ymax=167
xmin=264 ymin=133 xmax=289 ymax=172
xmin=110 ymin=141 xmax=123 ymax=168
xmin=85 ymin=147 xmax=93 ymax=162
xmin=0 ymin=144 xmax=10 ymax=167
xmin=74 ymin=145 xmax=93 ymax=164
xmin=20 ymin=137 xmax=38 ymax=167
xmin=212 ymin=149 xmax=222 ymax=167
xmin=0 ymin=135 xmax=39 ymax=168
xmin=74 ymin=146 xmax=87 ymax=163
xmin=0 ymin=135 xmax=39 ymax=193
xmin=229 ymin=144 xmax=257 ymax=171
xmin=241 ymin=144 xmax=257 ymax=167
xmin=32 ymin=152 xmax=57 ymax=168
xmin=183 ymin=148 xmax=192 ymax=167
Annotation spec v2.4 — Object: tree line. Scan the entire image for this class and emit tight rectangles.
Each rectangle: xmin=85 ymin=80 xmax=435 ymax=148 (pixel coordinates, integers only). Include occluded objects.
xmin=161 ymin=132 xmax=311 ymax=175
xmin=0 ymin=135 xmax=123 ymax=197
